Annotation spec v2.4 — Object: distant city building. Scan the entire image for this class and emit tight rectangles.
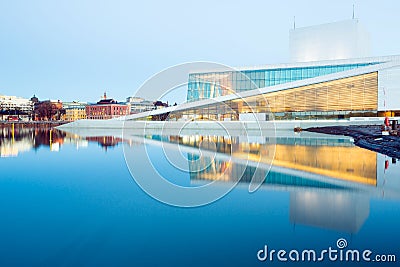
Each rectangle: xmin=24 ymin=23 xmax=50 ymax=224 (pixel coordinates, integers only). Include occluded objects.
xmin=86 ymin=92 xmax=130 ymax=120
xmin=63 ymin=101 xmax=88 ymax=121
xmin=0 ymin=95 xmax=34 ymax=121
xmin=126 ymin=96 xmax=154 ymax=114
xmin=33 ymin=100 xmax=64 ymax=121
xmin=289 ymin=19 xmax=371 ymax=62
xmin=153 ymin=100 xmax=169 ymax=109
xmin=30 ymin=95 xmax=39 ymax=104
xmin=126 ymin=96 xmax=145 ymax=103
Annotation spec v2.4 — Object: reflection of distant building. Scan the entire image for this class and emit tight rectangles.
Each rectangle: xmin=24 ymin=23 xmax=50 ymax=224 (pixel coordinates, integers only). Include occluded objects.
xmin=63 ymin=101 xmax=87 ymax=121
xmin=86 ymin=136 xmax=123 ymax=150
xmin=0 ymin=126 xmax=129 ymax=155
xmin=290 ymin=191 xmax=369 ymax=233
xmin=62 ymin=134 xmax=89 ymax=149
xmin=0 ymin=139 xmax=32 ymax=157
xmin=86 ymin=93 xmax=130 ymax=120
xmin=0 ymin=127 xmax=66 ymax=156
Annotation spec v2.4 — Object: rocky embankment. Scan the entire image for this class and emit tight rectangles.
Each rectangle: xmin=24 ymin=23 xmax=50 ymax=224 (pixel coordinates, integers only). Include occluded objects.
xmin=305 ymin=125 xmax=400 ymax=159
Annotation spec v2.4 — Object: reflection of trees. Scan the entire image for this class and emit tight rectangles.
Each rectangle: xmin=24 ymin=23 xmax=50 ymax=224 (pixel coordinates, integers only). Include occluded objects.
xmin=32 ymin=128 xmax=66 ymax=149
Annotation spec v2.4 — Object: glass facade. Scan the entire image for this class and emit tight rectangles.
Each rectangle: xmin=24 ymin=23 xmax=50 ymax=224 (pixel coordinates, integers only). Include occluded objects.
xmin=187 ymin=63 xmax=379 ymax=102
xmin=158 ymin=72 xmax=378 ymax=121
xmin=253 ymin=71 xmax=378 ymax=116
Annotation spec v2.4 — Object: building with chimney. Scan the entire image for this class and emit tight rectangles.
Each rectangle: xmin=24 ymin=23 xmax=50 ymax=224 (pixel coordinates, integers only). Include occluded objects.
xmin=86 ymin=92 xmax=130 ymax=120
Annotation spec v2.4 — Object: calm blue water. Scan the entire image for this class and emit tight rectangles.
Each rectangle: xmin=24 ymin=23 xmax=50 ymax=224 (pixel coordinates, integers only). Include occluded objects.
xmin=0 ymin=127 xmax=399 ymax=266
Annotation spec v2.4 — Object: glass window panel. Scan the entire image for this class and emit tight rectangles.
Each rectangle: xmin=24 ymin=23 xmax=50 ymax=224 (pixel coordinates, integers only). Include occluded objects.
xmin=285 ymin=69 xmax=291 ymax=80
xmin=269 ymin=71 xmax=275 ymax=81
xmin=244 ymin=80 xmax=251 ymax=90
xmin=250 ymin=71 xmax=256 ymax=80
xmin=301 ymin=68 xmax=306 ymax=78
xmin=265 ymin=71 xmax=270 ymax=81
xmin=295 ymin=68 xmax=301 ymax=78
xmin=275 ymin=70 xmax=280 ymax=78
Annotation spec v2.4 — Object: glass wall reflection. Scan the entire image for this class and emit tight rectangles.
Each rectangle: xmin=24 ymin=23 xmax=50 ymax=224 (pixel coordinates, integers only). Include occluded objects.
xmin=140 ymin=134 xmax=395 ymax=233
xmin=144 ymin=135 xmax=377 ymax=187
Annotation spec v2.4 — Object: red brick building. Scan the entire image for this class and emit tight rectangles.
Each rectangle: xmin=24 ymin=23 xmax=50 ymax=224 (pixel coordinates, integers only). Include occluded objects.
xmin=86 ymin=97 xmax=130 ymax=120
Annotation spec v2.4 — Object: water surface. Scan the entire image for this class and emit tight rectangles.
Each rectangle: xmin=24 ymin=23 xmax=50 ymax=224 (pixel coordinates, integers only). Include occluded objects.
xmin=0 ymin=126 xmax=399 ymax=266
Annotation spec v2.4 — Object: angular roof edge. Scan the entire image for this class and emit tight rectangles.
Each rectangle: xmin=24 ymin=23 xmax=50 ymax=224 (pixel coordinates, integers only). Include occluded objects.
xmin=189 ymin=55 xmax=400 ymax=74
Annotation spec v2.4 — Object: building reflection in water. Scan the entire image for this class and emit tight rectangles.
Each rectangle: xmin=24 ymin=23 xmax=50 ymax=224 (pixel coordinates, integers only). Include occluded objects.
xmin=0 ymin=126 xmax=67 ymax=156
xmin=150 ymin=134 xmax=377 ymax=187
xmin=143 ymin=134 xmax=381 ymax=233
xmin=86 ymin=136 xmax=124 ymax=151
xmin=289 ymin=191 xmax=369 ymax=233
xmin=0 ymin=126 xmax=126 ymax=157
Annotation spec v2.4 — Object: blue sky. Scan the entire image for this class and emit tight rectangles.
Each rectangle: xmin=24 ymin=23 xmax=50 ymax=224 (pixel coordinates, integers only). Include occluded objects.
xmin=1 ymin=0 xmax=399 ymax=103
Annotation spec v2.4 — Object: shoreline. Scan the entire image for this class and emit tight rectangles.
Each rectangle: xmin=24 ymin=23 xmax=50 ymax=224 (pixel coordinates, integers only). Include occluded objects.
xmin=56 ymin=118 xmax=385 ymax=131
xmin=305 ymin=125 xmax=400 ymax=159
xmin=0 ymin=121 xmax=68 ymax=128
